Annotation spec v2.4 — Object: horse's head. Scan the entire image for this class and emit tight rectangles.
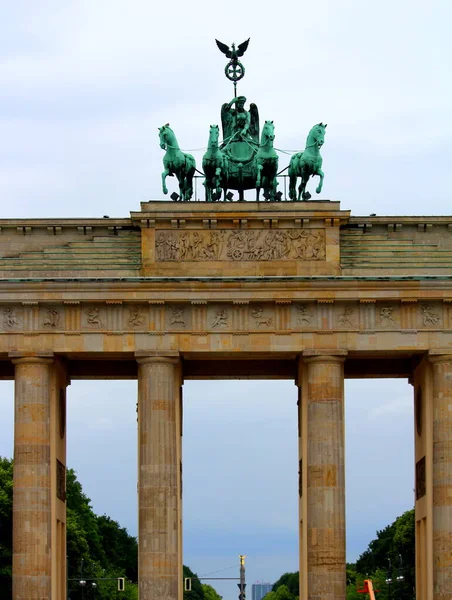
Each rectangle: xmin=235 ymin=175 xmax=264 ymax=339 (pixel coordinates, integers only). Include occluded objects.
xmin=208 ymin=124 xmax=220 ymax=146
xmin=158 ymin=124 xmax=172 ymax=150
xmin=261 ymin=120 xmax=275 ymax=145
xmin=307 ymin=122 xmax=327 ymax=150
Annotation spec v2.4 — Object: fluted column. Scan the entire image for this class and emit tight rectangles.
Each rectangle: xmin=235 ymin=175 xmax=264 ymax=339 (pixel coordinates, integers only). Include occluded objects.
xmin=429 ymin=355 xmax=452 ymax=600
xmin=12 ymin=356 xmax=54 ymax=600
xmin=302 ymin=353 xmax=346 ymax=600
xmin=137 ymin=354 xmax=182 ymax=600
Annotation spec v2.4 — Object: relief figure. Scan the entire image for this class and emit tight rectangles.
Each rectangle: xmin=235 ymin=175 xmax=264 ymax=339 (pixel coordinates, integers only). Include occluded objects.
xmin=296 ymin=305 xmax=314 ymax=325
xmin=129 ymin=307 xmax=144 ymax=327
xmin=170 ymin=308 xmax=186 ymax=327
xmin=251 ymin=307 xmax=273 ymax=327
xmin=86 ymin=308 xmax=102 ymax=328
xmin=44 ymin=309 xmax=60 ymax=328
xmin=380 ymin=306 xmax=395 ymax=325
xmin=338 ymin=305 xmax=354 ymax=326
xmin=421 ymin=304 xmax=440 ymax=325
xmin=3 ymin=308 xmax=19 ymax=328
xmin=211 ymin=309 xmax=229 ymax=328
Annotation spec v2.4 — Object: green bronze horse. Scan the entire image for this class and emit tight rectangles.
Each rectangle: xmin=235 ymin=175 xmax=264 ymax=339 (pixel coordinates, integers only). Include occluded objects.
xmin=256 ymin=120 xmax=279 ymax=201
xmin=202 ymin=125 xmax=228 ymax=202
xmin=159 ymin=124 xmax=196 ymax=201
xmin=288 ymin=123 xmax=327 ymax=201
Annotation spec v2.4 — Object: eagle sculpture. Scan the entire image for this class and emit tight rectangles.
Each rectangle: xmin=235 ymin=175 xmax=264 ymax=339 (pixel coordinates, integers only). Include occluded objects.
xmin=215 ymin=38 xmax=250 ymax=62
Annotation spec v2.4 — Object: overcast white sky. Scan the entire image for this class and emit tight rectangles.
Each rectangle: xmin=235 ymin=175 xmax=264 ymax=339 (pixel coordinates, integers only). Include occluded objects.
xmin=0 ymin=0 xmax=450 ymax=597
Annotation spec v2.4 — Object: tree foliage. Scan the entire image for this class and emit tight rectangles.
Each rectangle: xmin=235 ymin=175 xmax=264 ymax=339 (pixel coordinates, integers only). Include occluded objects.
xmin=0 ymin=457 xmax=139 ymax=600
xmin=0 ymin=456 xmax=220 ymax=600
xmin=266 ymin=509 xmax=415 ymax=600
xmin=202 ymin=583 xmax=223 ymax=600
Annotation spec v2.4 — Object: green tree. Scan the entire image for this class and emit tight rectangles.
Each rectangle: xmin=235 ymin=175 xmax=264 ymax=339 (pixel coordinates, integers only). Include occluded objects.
xmin=184 ymin=565 xmax=206 ymax=600
xmin=0 ymin=457 xmax=13 ymax=598
xmin=268 ymin=509 xmax=415 ymax=600
xmin=202 ymin=583 xmax=222 ymax=600
xmin=356 ymin=509 xmax=415 ymax=599
xmin=273 ymin=572 xmax=299 ymax=597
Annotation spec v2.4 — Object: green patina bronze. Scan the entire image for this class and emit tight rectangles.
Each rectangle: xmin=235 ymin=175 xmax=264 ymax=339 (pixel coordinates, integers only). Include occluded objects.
xmin=289 ymin=123 xmax=327 ymax=201
xmin=159 ymin=124 xmax=196 ymax=202
xmin=159 ymin=39 xmax=328 ymax=202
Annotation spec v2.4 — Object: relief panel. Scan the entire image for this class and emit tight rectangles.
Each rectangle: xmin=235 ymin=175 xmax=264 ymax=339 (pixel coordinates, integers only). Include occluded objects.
xmin=125 ymin=304 xmax=147 ymax=330
xmin=42 ymin=307 xmax=62 ymax=330
xmin=166 ymin=305 xmax=190 ymax=330
xmin=82 ymin=306 xmax=106 ymax=330
xmin=376 ymin=302 xmax=400 ymax=329
xmin=155 ymin=228 xmax=326 ymax=261
xmin=2 ymin=306 xmax=23 ymax=331
xmin=335 ymin=303 xmax=358 ymax=329
xmin=292 ymin=302 xmax=317 ymax=330
xmin=250 ymin=303 xmax=274 ymax=329
xmin=418 ymin=302 xmax=442 ymax=328
xmin=207 ymin=304 xmax=231 ymax=330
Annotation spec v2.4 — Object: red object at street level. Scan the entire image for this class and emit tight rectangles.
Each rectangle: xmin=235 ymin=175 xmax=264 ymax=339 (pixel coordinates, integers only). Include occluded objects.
xmin=357 ymin=579 xmax=379 ymax=600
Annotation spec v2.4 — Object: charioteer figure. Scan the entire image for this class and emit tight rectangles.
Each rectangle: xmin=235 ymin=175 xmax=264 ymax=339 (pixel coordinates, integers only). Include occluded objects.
xmin=220 ymin=96 xmax=259 ymax=152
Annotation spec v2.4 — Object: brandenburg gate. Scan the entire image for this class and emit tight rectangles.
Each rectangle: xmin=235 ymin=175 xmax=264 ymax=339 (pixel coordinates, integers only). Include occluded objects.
xmin=2 ymin=201 xmax=451 ymax=599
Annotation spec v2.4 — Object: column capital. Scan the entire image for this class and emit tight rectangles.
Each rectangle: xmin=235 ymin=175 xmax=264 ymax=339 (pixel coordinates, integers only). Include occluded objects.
xmin=10 ymin=351 xmax=54 ymax=365
xmin=135 ymin=351 xmax=180 ymax=366
xmin=428 ymin=350 xmax=452 ymax=364
xmin=302 ymin=349 xmax=347 ymax=364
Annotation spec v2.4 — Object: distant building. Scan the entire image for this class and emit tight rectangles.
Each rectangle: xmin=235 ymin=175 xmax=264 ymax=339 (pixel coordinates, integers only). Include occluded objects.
xmin=252 ymin=583 xmax=273 ymax=600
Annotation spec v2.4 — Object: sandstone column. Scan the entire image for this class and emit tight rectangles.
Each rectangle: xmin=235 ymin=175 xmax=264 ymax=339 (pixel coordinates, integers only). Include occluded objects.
xmin=429 ymin=355 xmax=452 ymax=600
xmin=12 ymin=356 xmax=54 ymax=600
xmin=300 ymin=353 xmax=346 ymax=600
xmin=137 ymin=354 xmax=182 ymax=600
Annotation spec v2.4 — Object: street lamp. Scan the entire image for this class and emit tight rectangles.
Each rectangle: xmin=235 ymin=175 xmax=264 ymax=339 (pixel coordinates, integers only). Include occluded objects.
xmin=385 ymin=558 xmax=393 ymax=600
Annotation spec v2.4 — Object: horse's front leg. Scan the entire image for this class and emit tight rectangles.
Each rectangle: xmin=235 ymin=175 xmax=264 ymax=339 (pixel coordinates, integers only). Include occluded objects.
xmin=316 ymin=169 xmax=324 ymax=194
xmin=301 ymin=176 xmax=311 ymax=201
xmin=256 ymin=162 xmax=263 ymax=188
xmin=203 ymin=178 xmax=211 ymax=202
xmin=161 ymin=169 xmax=170 ymax=195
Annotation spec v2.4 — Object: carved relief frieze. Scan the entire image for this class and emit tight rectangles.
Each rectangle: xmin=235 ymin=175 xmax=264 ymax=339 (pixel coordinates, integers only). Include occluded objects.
xmin=377 ymin=304 xmax=400 ymax=329
xmin=293 ymin=303 xmax=316 ymax=329
xmin=420 ymin=303 xmax=441 ymax=327
xmin=251 ymin=306 xmax=273 ymax=328
xmin=167 ymin=306 xmax=187 ymax=329
xmin=43 ymin=308 xmax=61 ymax=329
xmin=337 ymin=304 xmax=357 ymax=328
xmin=155 ymin=228 xmax=326 ymax=261
xmin=84 ymin=307 xmax=104 ymax=329
xmin=0 ymin=297 xmax=451 ymax=337
xmin=211 ymin=308 xmax=230 ymax=329
xmin=3 ymin=307 xmax=20 ymax=329
xmin=128 ymin=306 xmax=146 ymax=328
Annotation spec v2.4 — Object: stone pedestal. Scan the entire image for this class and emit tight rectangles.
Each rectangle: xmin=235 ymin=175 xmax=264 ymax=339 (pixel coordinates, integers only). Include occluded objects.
xmin=429 ymin=356 xmax=452 ymax=600
xmin=137 ymin=355 xmax=182 ymax=600
xmin=299 ymin=353 xmax=346 ymax=600
xmin=12 ymin=356 xmax=54 ymax=600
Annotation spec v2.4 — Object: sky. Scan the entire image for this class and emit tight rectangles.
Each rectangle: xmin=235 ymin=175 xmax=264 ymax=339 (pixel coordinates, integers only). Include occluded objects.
xmin=0 ymin=0 xmax=450 ymax=596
